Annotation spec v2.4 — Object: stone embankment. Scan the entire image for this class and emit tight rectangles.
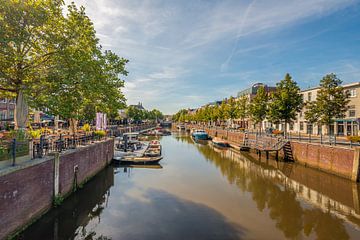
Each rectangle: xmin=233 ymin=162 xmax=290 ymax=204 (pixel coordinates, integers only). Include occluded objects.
xmin=0 ymin=138 xmax=114 ymax=239
xmin=180 ymin=124 xmax=360 ymax=182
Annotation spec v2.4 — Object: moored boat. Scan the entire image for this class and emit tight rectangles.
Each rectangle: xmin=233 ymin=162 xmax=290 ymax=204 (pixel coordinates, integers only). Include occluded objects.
xmin=192 ymin=129 xmax=209 ymax=141
xmin=120 ymin=155 xmax=163 ymax=164
xmin=212 ymin=137 xmax=230 ymax=148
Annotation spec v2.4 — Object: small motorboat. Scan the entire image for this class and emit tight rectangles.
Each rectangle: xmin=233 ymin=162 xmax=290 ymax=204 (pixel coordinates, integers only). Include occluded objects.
xmin=120 ymin=156 xmax=163 ymax=164
xmin=192 ymin=129 xmax=209 ymax=141
xmin=144 ymin=140 xmax=162 ymax=156
xmin=212 ymin=137 xmax=230 ymax=148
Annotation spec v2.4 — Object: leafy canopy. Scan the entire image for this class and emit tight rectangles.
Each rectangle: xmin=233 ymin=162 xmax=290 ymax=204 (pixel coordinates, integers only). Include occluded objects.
xmin=305 ymin=73 xmax=349 ymax=128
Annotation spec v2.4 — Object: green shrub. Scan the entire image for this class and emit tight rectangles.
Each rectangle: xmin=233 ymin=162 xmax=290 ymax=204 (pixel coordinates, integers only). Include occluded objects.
xmin=53 ymin=195 xmax=64 ymax=207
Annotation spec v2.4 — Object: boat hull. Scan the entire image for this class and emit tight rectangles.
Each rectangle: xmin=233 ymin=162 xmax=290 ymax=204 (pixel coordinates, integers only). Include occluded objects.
xmin=115 ymin=156 xmax=163 ymax=164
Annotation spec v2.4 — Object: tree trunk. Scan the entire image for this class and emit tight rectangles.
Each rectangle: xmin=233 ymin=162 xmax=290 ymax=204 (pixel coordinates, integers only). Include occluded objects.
xmin=15 ymin=90 xmax=29 ymax=130
xmin=69 ymin=118 xmax=78 ymax=135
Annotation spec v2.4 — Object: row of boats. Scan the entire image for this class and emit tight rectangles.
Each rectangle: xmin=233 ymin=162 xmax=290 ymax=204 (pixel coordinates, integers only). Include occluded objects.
xmin=190 ymin=128 xmax=230 ymax=148
xmin=113 ymin=132 xmax=163 ymax=164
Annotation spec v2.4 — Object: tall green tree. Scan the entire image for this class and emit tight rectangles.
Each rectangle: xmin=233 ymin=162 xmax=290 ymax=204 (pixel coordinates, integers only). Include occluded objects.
xmin=0 ymin=0 xmax=64 ymax=129
xmin=225 ymin=97 xmax=238 ymax=124
xmin=267 ymin=73 xmax=303 ymax=134
xmin=249 ymin=86 xmax=268 ymax=132
xmin=305 ymin=73 xmax=350 ymax=135
xmin=237 ymin=95 xmax=249 ymax=128
xmin=31 ymin=3 xmax=127 ymax=133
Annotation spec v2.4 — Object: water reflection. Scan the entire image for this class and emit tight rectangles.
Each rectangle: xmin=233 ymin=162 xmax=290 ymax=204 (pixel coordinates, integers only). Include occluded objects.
xmin=18 ymin=134 xmax=360 ymax=240
xmin=19 ymin=166 xmax=114 ymax=240
xmin=185 ymin=135 xmax=360 ymax=239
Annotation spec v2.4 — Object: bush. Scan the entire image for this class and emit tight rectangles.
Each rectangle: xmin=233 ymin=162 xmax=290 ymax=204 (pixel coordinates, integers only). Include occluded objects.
xmin=82 ymin=123 xmax=91 ymax=132
xmin=9 ymin=130 xmax=28 ymax=141
xmin=347 ymin=136 xmax=360 ymax=142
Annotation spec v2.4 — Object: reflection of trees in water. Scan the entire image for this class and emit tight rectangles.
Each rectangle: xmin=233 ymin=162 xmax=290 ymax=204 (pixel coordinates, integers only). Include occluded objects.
xmin=18 ymin=167 xmax=114 ymax=240
xmin=190 ymin=138 xmax=350 ymax=240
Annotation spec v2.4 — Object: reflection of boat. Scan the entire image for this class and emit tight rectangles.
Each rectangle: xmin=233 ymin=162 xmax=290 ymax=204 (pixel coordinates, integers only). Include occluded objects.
xmin=177 ymin=125 xmax=185 ymax=131
xmin=191 ymin=129 xmax=209 ymax=141
xmin=115 ymin=163 xmax=163 ymax=169
xmin=212 ymin=137 xmax=230 ymax=148
xmin=120 ymin=156 xmax=163 ymax=164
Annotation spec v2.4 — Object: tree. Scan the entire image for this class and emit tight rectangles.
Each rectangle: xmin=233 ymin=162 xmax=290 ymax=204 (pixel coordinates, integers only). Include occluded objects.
xmin=237 ymin=95 xmax=249 ymax=128
xmin=30 ymin=3 xmax=127 ymax=133
xmin=225 ymin=97 xmax=238 ymax=124
xmin=267 ymin=73 xmax=303 ymax=134
xmin=249 ymin=86 xmax=268 ymax=132
xmin=305 ymin=73 xmax=350 ymax=135
xmin=0 ymin=0 xmax=64 ymax=129
xmin=126 ymin=106 xmax=144 ymax=122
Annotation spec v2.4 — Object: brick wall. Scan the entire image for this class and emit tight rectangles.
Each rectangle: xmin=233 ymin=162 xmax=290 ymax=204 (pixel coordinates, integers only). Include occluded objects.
xmin=187 ymin=124 xmax=359 ymax=181
xmin=0 ymin=139 xmax=114 ymax=239
xmin=291 ymin=142 xmax=356 ymax=180
xmin=0 ymin=160 xmax=54 ymax=239
xmin=59 ymin=139 xmax=113 ymax=196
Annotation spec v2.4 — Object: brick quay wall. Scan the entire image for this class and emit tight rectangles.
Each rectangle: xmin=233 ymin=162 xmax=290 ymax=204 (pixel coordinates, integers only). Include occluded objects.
xmin=0 ymin=139 xmax=114 ymax=239
xmin=182 ymin=124 xmax=360 ymax=181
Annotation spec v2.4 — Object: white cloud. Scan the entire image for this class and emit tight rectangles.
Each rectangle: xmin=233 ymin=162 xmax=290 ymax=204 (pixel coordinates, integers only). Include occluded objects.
xmin=64 ymin=0 xmax=357 ymax=114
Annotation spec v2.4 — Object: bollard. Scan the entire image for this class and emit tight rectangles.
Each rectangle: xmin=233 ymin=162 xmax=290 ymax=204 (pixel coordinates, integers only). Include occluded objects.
xmin=12 ymin=138 xmax=16 ymax=166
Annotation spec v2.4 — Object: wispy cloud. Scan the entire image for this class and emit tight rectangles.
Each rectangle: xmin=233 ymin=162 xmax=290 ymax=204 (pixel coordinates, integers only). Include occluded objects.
xmin=65 ymin=0 xmax=359 ymax=113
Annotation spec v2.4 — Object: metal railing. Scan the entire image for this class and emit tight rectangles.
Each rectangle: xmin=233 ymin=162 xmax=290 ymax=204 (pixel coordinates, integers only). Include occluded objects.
xmin=186 ymin=124 xmax=360 ymax=148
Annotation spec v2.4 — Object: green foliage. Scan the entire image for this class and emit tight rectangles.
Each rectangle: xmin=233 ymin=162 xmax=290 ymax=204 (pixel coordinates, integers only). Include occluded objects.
xmin=267 ymin=73 xmax=302 ymax=132
xmin=224 ymin=97 xmax=238 ymax=120
xmin=0 ymin=1 xmax=127 ymax=128
xmin=237 ymin=95 xmax=249 ymax=121
xmin=126 ymin=106 xmax=164 ymax=122
xmin=53 ymin=195 xmax=64 ymax=207
xmin=305 ymin=73 xmax=350 ymax=132
xmin=9 ymin=130 xmax=28 ymax=141
xmin=249 ymin=86 xmax=268 ymax=128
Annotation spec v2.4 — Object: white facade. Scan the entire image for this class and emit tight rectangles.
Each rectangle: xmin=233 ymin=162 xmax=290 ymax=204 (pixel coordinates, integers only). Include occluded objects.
xmin=289 ymin=82 xmax=360 ymax=136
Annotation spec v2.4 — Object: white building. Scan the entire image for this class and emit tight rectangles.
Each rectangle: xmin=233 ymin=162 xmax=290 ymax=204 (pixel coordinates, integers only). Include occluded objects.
xmin=290 ymin=82 xmax=360 ymax=136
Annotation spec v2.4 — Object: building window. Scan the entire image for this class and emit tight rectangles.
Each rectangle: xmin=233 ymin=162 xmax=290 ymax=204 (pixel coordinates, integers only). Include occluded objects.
xmin=0 ymin=111 xmax=6 ymax=120
xmin=0 ymin=98 xmax=6 ymax=103
xmin=300 ymin=122 xmax=304 ymax=131
xmin=349 ymin=110 xmax=356 ymax=117
xmin=307 ymin=92 xmax=312 ymax=101
xmin=9 ymin=110 xmax=14 ymax=119
xmin=299 ymin=111 xmax=303 ymax=117
xmin=348 ymin=89 xmax=357 ymax=97
xmin=289 ymin=123 xmax=294 ymax=131
xmin=349 ymin=105 xmax=355 ymax=109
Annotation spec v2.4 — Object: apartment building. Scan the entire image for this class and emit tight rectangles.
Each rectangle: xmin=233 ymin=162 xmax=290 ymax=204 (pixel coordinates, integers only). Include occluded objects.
xmin=292 ymin=82 xmax=360 ymax=136
xmin=236 ymin=83 xmax=277 ymax=129
xmin=0 ymin=98 xmax=15 ymax=122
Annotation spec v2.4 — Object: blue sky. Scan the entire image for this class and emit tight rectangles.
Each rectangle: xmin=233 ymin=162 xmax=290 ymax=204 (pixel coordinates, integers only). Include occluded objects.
xmin=66 ymin=0 xmax=360 ymax=114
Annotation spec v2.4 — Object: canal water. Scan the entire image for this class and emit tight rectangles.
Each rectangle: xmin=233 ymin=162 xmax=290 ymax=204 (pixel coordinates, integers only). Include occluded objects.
xmin=19 ymin=133 xmax=360 ymax=239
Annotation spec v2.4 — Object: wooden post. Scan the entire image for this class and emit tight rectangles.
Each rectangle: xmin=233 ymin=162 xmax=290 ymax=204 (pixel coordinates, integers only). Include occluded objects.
xmin=351 ymin=147 xmax=360 ymax=182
